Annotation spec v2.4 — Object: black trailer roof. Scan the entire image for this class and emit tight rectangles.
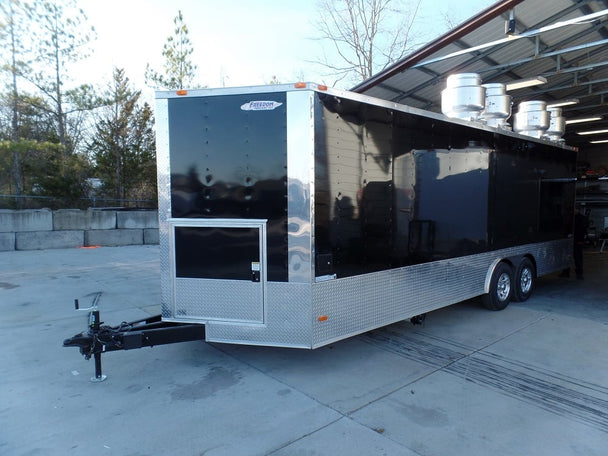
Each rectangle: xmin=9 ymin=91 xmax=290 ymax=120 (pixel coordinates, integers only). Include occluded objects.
xmin=156 ymin=82 xmax=575 ymax=151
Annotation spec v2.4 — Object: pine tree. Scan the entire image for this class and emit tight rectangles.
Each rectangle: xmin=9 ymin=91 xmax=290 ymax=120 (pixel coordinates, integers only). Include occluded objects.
xmin=90 ymin=68 xmax=156 ymax=203
xmin=0 ymin=0 xmax=32 ymax=203
xmin=145 ymin=10 xmax=199 ymax=90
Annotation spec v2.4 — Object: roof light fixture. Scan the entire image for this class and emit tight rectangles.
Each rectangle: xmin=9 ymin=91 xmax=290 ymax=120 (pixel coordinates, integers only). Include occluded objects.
xmin=547 ymin=99 xmax=579 ymax=108
xmin=505 ymin=76 xmax=547 ymax=91
xmin=589 ymin=139 xmax=608 ymax=144
xmin=577 ymin=129 xmax=608 ymax=135
xmin=565 ymin=116 xmax=602 ymax=125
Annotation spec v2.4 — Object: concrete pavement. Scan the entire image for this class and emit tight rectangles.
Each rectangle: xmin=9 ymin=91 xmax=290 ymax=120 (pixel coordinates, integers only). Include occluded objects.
xmin=1 ymin=245 xmax=607 ymax=455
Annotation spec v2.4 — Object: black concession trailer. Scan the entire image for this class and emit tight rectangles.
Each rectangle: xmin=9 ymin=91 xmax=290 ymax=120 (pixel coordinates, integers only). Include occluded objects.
xmin=65 ymin=83 xmax=576 ymax=379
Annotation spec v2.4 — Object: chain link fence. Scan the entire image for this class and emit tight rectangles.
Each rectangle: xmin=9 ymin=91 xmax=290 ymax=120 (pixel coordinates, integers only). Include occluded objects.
xmin=0 ymin=194 xmax=157 ymax=211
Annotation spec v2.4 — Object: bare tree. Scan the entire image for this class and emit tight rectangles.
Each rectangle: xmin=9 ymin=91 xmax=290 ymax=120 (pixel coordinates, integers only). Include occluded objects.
xmin=314 ymin=0 xmax=422 ymax=86
xmin=30 ymin=0 xmax=96 ymax=154
xmin=440 ymin=9 xmax=460 ymax=32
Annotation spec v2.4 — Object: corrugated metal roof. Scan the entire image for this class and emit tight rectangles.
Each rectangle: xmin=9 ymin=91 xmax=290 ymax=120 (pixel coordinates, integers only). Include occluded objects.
xmin=353 ymin=0 xmax=608 ymax=151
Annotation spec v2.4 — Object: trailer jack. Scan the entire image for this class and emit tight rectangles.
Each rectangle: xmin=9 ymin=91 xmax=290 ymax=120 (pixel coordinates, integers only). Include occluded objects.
xmin=63 ymin=294 xmax=205 ymax=382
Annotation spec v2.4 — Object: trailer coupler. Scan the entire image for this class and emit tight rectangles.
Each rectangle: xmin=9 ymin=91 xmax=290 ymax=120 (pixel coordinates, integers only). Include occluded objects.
xmin=63 ymin=297 xmax=205 ymax=382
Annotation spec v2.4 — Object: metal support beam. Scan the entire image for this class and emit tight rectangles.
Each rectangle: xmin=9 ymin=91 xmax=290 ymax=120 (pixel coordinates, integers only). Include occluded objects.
xmin=385 ymin=5 xmax=607 ymax=105
xmin=480 ymin=38 xmax=608 ymax=76
xmin=351 ymin=0 xmax=526 ymax=93
xmin=413 ymin=9 xmax=608 ymax=69
xmin=521 ymin=76 xmax=608 ymax=97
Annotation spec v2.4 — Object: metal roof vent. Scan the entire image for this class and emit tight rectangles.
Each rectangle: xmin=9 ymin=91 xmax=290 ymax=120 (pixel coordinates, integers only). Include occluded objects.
xmin=542 ymin=107 xmax=566 ymax=143
xmin=480 ymin=83 xmax=512 ymax=130
xmin=481 ymin=82 xmax=513 ymax=130
xmin=513 ymin=101 xmax=549 ymax=139
xmin=441 ymin=73 xmax=485 ymax=122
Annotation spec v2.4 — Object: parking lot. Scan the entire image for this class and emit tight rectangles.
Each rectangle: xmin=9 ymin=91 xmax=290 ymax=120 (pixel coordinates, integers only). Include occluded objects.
xmin=1 ymin=244 xmax=607 ymax=456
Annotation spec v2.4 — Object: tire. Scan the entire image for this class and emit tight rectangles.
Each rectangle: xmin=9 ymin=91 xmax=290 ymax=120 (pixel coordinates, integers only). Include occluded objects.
xmin=513 ymin=257 xmax=535 ymax=302
xmin=481 ymin=262 xmax=513 ymax=311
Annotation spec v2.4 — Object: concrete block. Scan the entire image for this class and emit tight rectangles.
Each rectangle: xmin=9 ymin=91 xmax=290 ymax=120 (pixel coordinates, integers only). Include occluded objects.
xmin=0 ymin=209 xmax=53 ymax=233
xmin=53 ymin=209 xmax=87 ymax=230
xmin=16 ymin=230 xmax=84 ymax=250
xmin=117 ymin=211 xmax=158 ymax=229
xmin=0 ymin=232 xmax=15 ymax=251
xmin=53 ymin=209 xmax=117 ymax=230
xmin=85 ymin=229 xmax=143 ymax=247
xmin=144 ymin=228 xmax=160 ymax=245
xmin=86 ymin=210 xmax=117 ymax=230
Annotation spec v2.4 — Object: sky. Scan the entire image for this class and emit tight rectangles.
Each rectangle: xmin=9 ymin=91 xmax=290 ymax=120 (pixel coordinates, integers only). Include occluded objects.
xmin=74 ymin=0 xmax=497 ymax=99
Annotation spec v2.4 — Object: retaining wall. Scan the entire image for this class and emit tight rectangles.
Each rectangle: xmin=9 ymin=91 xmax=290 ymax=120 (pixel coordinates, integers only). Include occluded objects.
xmin=0 ymin=209 xmax=159 ymax=251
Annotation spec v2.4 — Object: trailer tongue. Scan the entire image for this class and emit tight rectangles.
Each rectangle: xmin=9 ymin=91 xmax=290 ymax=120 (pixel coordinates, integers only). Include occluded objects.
xmin=63 ymin=296 xmax=205 ymax=381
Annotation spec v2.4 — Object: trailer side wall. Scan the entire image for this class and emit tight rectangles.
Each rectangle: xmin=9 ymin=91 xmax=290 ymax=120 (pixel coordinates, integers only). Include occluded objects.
xmin=313 ymin=93 xmax=575 ymax=280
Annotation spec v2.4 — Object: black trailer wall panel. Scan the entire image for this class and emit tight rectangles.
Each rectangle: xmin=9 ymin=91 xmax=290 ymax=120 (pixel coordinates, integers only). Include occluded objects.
xmin=167 ymin=93 xmax=289 ymax=282
xmin=490 ymin=136 xmax=575 ymax=247
xmin=314 ymin=93 xmax=575 ymax=279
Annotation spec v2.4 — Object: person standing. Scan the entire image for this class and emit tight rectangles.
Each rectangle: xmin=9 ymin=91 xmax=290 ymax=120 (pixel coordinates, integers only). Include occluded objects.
xmin=560 ymin=206 xmax=587 ymax=279
xmin=572 ymin=207 xmax=587 ymax=279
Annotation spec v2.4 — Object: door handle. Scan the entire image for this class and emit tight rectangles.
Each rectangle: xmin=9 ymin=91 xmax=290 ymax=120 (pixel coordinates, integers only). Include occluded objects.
xmin=251 ymin=262 xmax=260 ymax=282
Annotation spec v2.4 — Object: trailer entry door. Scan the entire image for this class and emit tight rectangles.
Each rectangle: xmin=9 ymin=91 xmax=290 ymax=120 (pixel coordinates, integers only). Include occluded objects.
xmin=171 ymin=220 xmax=266 ymax=323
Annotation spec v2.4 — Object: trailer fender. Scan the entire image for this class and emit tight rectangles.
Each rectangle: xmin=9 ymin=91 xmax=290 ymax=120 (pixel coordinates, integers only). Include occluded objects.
xmin=484 ymin=258 xmax=513 ymax=294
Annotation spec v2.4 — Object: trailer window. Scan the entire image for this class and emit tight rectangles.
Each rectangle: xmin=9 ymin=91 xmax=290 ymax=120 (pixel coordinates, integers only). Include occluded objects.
xmin=174 ymin=226 xmax=260 ymax=280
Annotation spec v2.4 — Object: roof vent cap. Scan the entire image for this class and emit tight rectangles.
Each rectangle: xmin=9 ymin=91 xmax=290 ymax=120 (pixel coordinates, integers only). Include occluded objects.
xmin=441 ymin=73 xmax=485 ymax=122
xmin=514 ymin=100 xmax=549 ymax=138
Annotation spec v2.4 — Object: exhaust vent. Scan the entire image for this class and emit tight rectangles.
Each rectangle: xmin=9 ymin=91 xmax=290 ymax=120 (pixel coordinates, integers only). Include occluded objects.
xmin=513 ymin=101 xmax=549 ymax=139
xmin=441 ymin=73 xmax=485 ymax=121
xmin=542 ymin=107 xmax=565 ymax=142
xmin=480 ymin=83 xmax=511 ymax=130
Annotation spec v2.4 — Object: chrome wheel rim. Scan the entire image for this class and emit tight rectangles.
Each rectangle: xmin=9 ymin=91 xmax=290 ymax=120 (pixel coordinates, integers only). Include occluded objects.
xmin=497 ymin=272 xmax=511 ymax=301
xmin=520 ymin=267 xmax=532 ymax=294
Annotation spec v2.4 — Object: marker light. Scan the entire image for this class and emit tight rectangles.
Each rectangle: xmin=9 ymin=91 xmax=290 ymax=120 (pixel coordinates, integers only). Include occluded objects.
xmin=176 ymin=90 xmax=188 ymax=96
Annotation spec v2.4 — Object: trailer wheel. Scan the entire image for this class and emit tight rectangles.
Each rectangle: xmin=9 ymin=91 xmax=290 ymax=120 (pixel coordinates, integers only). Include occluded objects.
xmin=482 ymin=262 xmax=513 ymax=311
xmin=513 ymin=257 xmax=535 ymax=302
